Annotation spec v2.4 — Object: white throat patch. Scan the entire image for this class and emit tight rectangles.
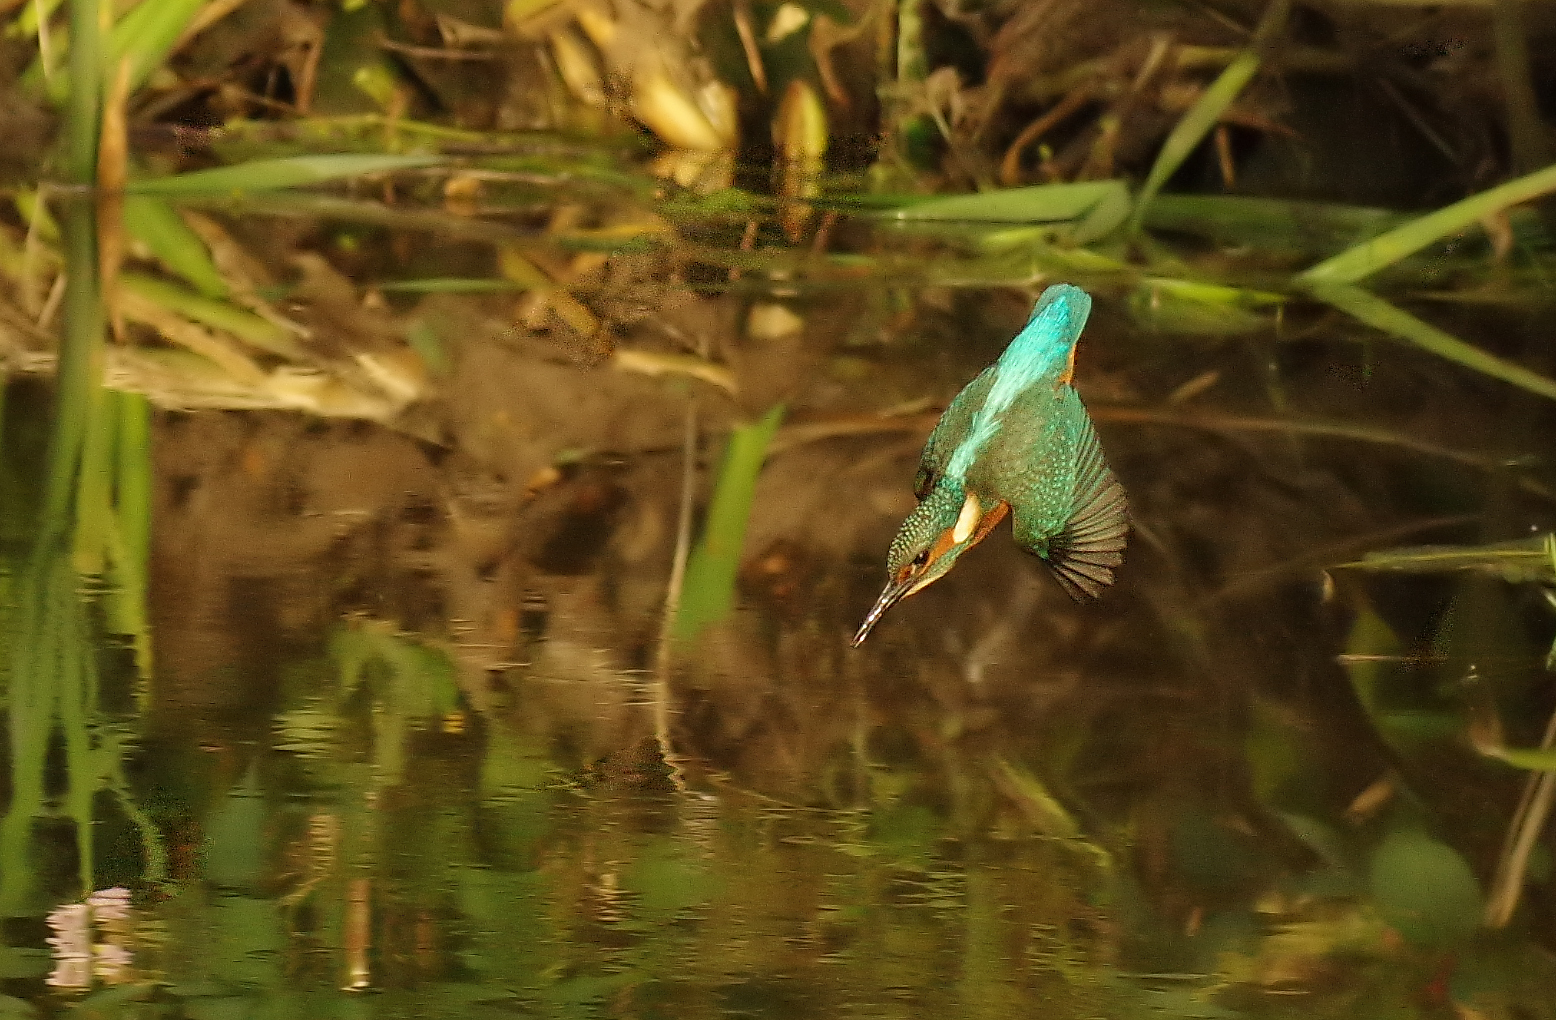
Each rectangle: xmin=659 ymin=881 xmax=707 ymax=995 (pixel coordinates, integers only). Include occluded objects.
xmin=951 ymin=492 xmax=982 ymax=545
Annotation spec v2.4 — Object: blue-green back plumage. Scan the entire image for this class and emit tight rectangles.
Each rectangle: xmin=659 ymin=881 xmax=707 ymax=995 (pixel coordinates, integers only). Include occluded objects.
xmin=944 ymin=286 xmax=1091 ymax=479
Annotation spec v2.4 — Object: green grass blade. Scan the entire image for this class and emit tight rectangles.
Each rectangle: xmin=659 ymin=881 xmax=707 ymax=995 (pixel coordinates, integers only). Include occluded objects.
xmin=1343 ymin=535 xmax=1554 ymax=583
xmin=126 ymin=154 xmax=442 ymax=195
xmin=1143 ymin=194 xmax=1405 ymax=253
xmin=1071 ymin=181 xmax=1133 ymax=244
xmin=1300 ymin=161 xmax=1556 ymax=285
xmin=62 ymin=0 xmax=102 ymax=183
xmin=673 ymin=404 xmax=785 ymax=642
xmin=887 ymin=181 xmax=1125 ymax=223
xmin=1129 ymin=50 xmax=1261 ymax=234
xmin=1130 ymin=277 xmax=1282 ymax=335
xmin=119 ymin=272 xmax=306 ymax=359
xmin=379 ymin=278 xmax=528 ymax=294
xmin=10 ymin=0 xmax=68 ymax=42
xmin=1129 ymin=0 xmax=1291 ymax=234
xmin=107 ymin=0 xmax=209 ymax=94
xmin=1310 ymin=282 xmax=1556 ymax=402
xmin=123 ymin=195 xmax=228 ymax=297
xmin=1484 ymin=746 xmax=1556 ymax=771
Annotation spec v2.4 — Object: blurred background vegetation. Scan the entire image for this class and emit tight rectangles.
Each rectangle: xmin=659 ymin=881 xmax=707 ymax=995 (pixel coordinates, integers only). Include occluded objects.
xmin=2 ymin=0 xmax=1556 ymax=1014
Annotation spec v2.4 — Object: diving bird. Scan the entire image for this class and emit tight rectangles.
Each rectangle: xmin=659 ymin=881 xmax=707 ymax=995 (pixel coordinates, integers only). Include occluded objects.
xmin=852 ymin=284 xmax=1128 ymax=647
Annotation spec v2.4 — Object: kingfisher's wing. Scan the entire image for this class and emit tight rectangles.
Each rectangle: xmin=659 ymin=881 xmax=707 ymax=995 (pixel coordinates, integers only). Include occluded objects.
xmin=983 ymin=386 xmax=1128 ymax=600
xmin=1043 ymin=401 xmax=1128 ymax=599
xmin=915 ymin=366 xmax=995 ymax=498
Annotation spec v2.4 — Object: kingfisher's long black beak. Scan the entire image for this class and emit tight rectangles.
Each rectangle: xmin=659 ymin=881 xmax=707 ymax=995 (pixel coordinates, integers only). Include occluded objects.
xmin=852 ymin=575 xmax=916 ymax=647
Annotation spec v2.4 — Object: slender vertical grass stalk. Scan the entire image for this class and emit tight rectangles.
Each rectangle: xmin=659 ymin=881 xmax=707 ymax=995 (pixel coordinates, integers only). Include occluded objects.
xmin=1127 ymin=0 xmax=1291 ymax=235
xmin=43 ymin=200 xmax=105 ymax=543
xmin=654 ymin=402 xmax=697 ymax=779
xmin=343 ymin=877 xmax=372 ymax=990
xmin=63 ymin=0 xmax=103 ymax=185
xmin=1485 ymin=705 xmax=1556 ymax=926
xmin=44 ymin=0 xmax=110 ymax=544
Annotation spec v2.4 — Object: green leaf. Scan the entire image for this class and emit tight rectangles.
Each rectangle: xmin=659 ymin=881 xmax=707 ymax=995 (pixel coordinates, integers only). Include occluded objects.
xmin=1300 ymin=161 xmax=1556 ymax=286
xmin=123 ymin=195 xmax=227 ymax=298
xmin=673 ymin=404 xmax=785 ymax=641
xmin=1309 ymin=282 xmax=1556 ymax=403
xmin=126 ymin=154 xmax=442 ymax=196
xmin=1276 ymin=812 xmax=1361 ymax=895
xmin=1368 ymin=828 xmax=1482 ymax=948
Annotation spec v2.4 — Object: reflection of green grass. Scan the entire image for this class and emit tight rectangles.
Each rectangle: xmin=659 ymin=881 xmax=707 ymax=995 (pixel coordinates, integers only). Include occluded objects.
xmin=328 ymin=621 xmax=461 ymax=787
xmin=673 ymin=404 xmax=785 ymax=642
xmin=0 ymin=548 xmax=165 ymax=916
xmin=0 ymin=294 xmax=163 ymax=918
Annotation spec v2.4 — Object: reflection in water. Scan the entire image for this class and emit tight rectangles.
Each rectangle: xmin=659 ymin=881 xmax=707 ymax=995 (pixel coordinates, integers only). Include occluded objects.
xmin=2 ymin=211 xmax=1556 ymax=1018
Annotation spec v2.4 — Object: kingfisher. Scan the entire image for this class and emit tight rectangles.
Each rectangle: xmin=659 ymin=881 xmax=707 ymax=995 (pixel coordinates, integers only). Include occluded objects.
xmin=852 ymin=284 xmax=1128 ymax=647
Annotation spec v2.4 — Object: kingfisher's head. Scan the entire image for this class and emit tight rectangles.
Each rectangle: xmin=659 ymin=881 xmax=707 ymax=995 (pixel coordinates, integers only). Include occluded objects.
xmin=852 ymin=479 xmax=1008 ymax=646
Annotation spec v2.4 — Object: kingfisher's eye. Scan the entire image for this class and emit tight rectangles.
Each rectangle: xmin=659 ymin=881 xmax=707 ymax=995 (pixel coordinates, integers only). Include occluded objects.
xmin=911 ymin=550 xmax=929 ymax=567
xmin=913 ymin=468 xmax=935 ymax=501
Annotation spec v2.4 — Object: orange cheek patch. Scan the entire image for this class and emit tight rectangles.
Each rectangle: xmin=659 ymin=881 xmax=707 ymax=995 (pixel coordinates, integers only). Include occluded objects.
xmin=902 ymin=500 xmax=1010 ymax=589
xmin=926 ymin=526 xmax=959 ymax=566
xmin=972 ymin=500 xmax=1009 ymax=545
